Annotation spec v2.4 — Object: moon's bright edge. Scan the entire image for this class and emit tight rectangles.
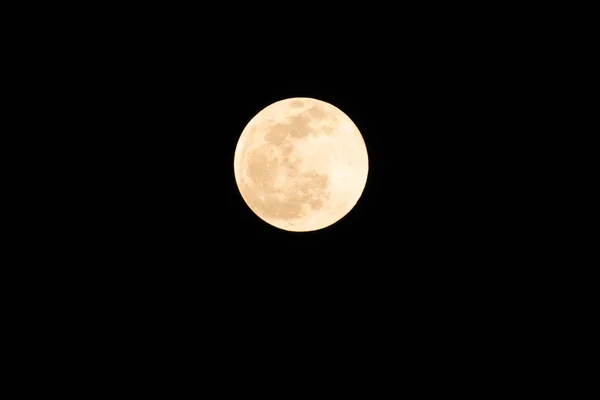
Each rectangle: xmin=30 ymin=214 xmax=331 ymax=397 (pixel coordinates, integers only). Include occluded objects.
xmin=234 ymin=97 xmax=369 ymax=232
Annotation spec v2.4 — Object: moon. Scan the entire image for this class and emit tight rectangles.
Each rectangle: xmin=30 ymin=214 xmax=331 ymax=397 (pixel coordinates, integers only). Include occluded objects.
xmin=234 ymin=97 xmax=369 ymax=232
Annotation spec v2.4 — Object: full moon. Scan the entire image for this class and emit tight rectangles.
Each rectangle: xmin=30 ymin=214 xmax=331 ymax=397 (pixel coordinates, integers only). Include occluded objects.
xmin=234 ymin=97 xmax=369 ymax=232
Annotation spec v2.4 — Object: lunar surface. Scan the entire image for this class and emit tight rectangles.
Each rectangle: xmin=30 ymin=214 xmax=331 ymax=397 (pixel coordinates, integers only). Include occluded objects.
xmin=234 ymin=97 xmax=369 ymax=232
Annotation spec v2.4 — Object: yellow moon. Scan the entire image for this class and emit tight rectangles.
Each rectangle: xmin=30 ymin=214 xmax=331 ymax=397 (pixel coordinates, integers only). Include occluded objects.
xmin=234 ymin=97 xmax=369 ymax=232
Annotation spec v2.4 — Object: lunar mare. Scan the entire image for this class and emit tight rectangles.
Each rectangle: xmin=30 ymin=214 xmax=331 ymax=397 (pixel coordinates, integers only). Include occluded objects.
xmin=234 ymin=97 xmax=369 ymax=232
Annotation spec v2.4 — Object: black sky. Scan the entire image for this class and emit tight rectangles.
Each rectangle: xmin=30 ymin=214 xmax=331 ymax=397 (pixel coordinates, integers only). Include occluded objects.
xmin=25 ymin=5 xmax=546 ymax=381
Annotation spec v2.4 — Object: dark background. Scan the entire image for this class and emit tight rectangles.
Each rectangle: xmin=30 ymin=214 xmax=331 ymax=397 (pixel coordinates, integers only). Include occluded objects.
xmin=24 ymin=6 xmax=547 ymax=379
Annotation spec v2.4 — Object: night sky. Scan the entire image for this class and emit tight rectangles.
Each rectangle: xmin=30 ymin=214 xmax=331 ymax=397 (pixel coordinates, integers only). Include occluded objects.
xmin=22 ymin=4 xmax=548 ymax=387
xmin=47 ymin=7 xmax=538 ymax=376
